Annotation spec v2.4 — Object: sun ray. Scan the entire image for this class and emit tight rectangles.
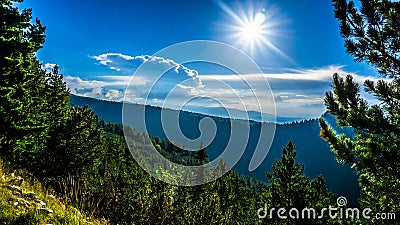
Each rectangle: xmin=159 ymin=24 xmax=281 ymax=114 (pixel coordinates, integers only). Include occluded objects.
xmin=218 ymin=1 xmax=292 ymax=62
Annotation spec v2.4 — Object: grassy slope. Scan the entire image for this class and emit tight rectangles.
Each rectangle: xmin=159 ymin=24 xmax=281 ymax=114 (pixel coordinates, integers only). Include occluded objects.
xmin=0 ymin=159 xmax=108 ymax=225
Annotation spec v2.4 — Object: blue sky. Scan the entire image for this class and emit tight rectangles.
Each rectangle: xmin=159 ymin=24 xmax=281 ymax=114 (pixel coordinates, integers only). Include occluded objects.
xmin=20 ymin=0 xmax=382 ymax=119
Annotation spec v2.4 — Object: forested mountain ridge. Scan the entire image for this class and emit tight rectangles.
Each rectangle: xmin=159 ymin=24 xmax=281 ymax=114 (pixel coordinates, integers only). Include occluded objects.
xmin=70 ymin=94 xmax=360 ymax=205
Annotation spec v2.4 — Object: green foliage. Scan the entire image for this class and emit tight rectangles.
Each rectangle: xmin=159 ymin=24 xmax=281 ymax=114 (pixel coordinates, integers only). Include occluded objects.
xmin=267 ymin=142 xmax=309 ymax=208
xmin=261 ymin=142 xmax=336 ymax=224
xmin=320 ymin=0 xmax=400 ymax=221
xmin=0 ymin=0 xmax=47 ymax=164
xmin=0 ymin=0 xmax=105 ymax=180
xmin=37 ymin=104 xmax=104 ymax=178
xmin=0 ymin=1 xmax=347 ymax=224
xmin=332 ymin=0 xmax=400 ymax=77
xmin=0 ymin=159 xmax=108 ymax=225
xmin=82 ymin=123 xmax=264 ymax=224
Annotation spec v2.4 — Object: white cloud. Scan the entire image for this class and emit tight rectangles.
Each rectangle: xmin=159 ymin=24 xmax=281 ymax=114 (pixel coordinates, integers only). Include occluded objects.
xmin=91 ymin=75 xmax=149 ymax=86
xmin=199 ymin=65 xmax=385 ymax=83
xmin=105 ymin=89 xmax=123 ymax=100
xmin=134 ymin=55 xmax=200 ymax=83
xmin=42 ymin=63 xmax=57 ymax=72
xmin=109 ymin=66 xmax=121 ymax=71
xmin=64 ymin=63 xmax=386 ymax=119
xmin=91 ymin=53 xmax=135 ymax=65
xmin=64 ymin=76 xmax=105 ymax=98
xmin=90 ymin=53 xmax=203 ymax=87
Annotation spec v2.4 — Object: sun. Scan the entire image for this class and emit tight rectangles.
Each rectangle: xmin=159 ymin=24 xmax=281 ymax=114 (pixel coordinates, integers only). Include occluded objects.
xmin=237 ymin=12 xmax=265 ymax=48
xmin=218 ymin=1 xmax=290 ymax=60
xmin=240 ymin=20 xmax=262 ymax=41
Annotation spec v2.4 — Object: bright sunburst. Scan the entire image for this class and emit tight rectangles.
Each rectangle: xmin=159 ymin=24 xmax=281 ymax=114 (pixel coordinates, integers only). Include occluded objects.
xmin=218 ymin=1 xmax=290 ymax=60
xmin=238 ymin=12 xmax=265 ymax=48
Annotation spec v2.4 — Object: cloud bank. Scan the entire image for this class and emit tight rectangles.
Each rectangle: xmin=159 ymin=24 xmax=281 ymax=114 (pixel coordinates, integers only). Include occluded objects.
xmin=90 ymin=53 xmax=202 ymax=87
xmin=62 ymin=53 xmax=383 ymax=119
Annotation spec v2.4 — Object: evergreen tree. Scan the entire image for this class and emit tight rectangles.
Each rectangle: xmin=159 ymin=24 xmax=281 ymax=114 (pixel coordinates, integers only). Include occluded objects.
xmin=331 ymin=0 xmax=400 ymax=77
xmin=38 ymin=105 xmax=105 ymax=178
xmin=0 ymin=0 xmax=47 ymax=164
xmin=267 ymin=142 xmax=309 ymax=210
xmin=319 ymin=0 xmax=400 ymax=216
xmin=262 ymin=141 xmax=335 ymax=224
xmin=0 ymin=0 xmax=106 ymax=180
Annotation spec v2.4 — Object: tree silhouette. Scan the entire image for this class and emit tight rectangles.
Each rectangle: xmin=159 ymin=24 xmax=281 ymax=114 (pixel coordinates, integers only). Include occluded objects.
xmin=320 ymin=0 xmax=400 ymax=216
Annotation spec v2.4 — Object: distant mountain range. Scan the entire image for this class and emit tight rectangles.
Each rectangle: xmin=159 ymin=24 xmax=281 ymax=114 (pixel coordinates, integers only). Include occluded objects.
xmin=177 ymin=105 xmax=304 ymax=124
xmin=70 ymin=94 xmax=360 ymax=205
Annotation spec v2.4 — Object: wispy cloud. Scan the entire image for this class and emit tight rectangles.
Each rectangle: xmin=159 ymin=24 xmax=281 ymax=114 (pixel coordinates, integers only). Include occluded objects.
xmin=42 ymin=63 xmax=57 ymax=72
xmin=91 ymin=53 xmax=134 ymax=66
xmin=67 ymin=53 xmax=204 ymax=102
xmin=65 ymin=57 xmax=383 ymax=119
xmin=200 ymin=65 xmax=385 ymax=83
xmin=90 ymin=53 xmax=202 ymax=86
xmin=198 ymin=65 xmax=386 ymax=117
xmin=134 ymin=55 xmax=199 ymax=78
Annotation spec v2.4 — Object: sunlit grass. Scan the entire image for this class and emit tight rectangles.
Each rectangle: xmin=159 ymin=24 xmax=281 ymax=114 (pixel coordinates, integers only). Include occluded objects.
xmin=0 ymin=159 xmax=108 ymax=225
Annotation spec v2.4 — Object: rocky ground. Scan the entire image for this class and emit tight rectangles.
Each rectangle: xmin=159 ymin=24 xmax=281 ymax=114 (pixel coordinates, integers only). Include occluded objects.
xmin=2 ymin=174 xmax=55 ymax=215
xmin=0 ymin=160 xmax=108 ymax=225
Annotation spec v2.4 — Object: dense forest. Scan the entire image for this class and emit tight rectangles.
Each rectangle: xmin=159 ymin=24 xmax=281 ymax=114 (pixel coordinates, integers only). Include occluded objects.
xmin=0 ymin=0 xmax=399 ymax=224
xmin=70 ymin=94 xmax=360 ymax=205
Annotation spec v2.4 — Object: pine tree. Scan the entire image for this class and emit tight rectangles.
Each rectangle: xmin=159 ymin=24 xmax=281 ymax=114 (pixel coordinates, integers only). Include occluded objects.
xmin=262 ymin=141 xmax=335 ymax=224
xmin=0 ymin=1 xmax=106 ymax=179
xmin=319 ymin=0 xmax=400 ymax=215
xmin=0 ymin=0 xmax=47 ymax=165
xmin=267 ymin=142 xmax=309 ymax=210
xmin=331 ymin=0 xmax=400 ymax=77
xmin=37 ymin=105 xmax=105 ymax=178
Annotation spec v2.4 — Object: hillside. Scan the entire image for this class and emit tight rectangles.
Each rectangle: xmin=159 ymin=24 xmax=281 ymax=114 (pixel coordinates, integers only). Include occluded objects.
xmin=0 ymin=159 xmax=108 ymax=225
xmin=70 ymin=94 xmax=360 ymax=205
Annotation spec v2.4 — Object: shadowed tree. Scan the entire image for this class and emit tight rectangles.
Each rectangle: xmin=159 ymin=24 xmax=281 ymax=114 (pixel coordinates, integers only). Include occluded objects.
xmin=262 ymin=141 xmax=335 ymax=225
xmin=0 ymin=0 xmax=47 ymax=165
xmin=319 ymin=0 xmax=400 ymax=217
xmin=0 ymin=0 xmax=106 ymax=179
